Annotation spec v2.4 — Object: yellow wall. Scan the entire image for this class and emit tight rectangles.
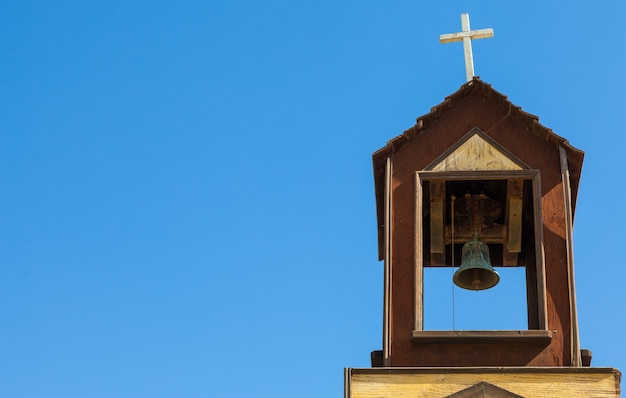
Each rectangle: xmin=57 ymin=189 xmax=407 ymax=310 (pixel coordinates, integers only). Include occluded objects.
xmin=346 ymin=368 xmax=620 ymax=398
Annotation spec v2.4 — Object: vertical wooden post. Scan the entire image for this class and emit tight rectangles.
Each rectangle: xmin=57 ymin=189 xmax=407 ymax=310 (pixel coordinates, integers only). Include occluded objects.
xmin=382 ymin=157 xmax=392 ymax=366
xmin=560 ymin=146 xmax=581 ymax=366
xmin=533 ymin=172 xmax=548 ymax=330
xmin=414 ymin=172 xmax=424 ymax=331
xmin=343 ymin=368 xmax=350 ymax=398
xmin=429 ymin=180 xmax=446 ymax=265
xmin=504 ymin=178 xmax=524 ymax=265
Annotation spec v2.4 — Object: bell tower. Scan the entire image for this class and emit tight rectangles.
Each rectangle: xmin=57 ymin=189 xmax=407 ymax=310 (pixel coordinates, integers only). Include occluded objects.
xmin=344 ymin=14 xmax=621 ymax=397
xmin=371 ymin=79 xmax=580 ymax=368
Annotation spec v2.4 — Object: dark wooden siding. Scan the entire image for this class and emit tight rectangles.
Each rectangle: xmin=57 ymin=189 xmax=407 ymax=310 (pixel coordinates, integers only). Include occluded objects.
xmin=386 ymin=90 xmax=573 ymax=367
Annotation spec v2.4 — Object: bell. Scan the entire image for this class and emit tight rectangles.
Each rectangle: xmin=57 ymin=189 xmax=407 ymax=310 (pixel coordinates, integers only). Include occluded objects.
xmin=453 ymin=232 xmax=500 ymax=290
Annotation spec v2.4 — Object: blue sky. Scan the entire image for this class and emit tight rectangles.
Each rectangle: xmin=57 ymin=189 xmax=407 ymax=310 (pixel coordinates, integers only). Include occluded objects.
xmin=1 ymin=1 xmax=625 ymax=397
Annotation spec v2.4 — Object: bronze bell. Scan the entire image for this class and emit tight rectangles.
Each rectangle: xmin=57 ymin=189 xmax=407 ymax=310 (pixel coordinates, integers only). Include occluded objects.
xmin=453 ymin=232 xmax=500 ymax=290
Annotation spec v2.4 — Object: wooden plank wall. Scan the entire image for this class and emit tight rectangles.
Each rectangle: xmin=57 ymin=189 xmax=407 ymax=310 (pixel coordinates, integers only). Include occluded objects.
xmin=387 ymin=91 xmax=572 ymax=367
xmin=346 ymin=368 xmax=621 ymax=398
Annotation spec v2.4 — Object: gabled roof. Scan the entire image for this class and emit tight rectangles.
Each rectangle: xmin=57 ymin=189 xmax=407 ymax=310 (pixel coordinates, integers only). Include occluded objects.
xmin=372 ymin=78 xmax=584 ymax=260
xmin=445 ymin=382 xmax=524 ymax=397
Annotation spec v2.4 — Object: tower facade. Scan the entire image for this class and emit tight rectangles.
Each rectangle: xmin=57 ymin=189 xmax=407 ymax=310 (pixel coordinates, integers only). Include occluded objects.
xmin=345 ymin=78 xmax=621 ymax=397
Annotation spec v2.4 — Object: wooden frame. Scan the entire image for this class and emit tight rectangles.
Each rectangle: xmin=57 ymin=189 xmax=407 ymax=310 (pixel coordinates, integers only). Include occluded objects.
xmin=425 ymin=128 xmax=532 ymax=172
xmin=413 ymin=170 xmax=547 ymax=333
xmin=382 ymin=157 xmax=392 ymax=366
xmin=560 ymin=146 xmax=581 ymax=367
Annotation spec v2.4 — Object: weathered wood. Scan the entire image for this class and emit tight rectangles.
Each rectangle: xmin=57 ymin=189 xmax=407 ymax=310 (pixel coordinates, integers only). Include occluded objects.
xmin=540 ymin=175 xmax=571 ymax=365
xmin=429 ymin=132 xmax=523 ymax=172
xmin=420 ymin=170 xmax=537 ymax=181
xmin=379 ymin=81 xmax=583 ymax=367
xmin=414 ymin=173 xmax=424 ymax=331
xmin=446 ymin=223 xmax=505 ymax=245
xmin=373 ymin=79 xmax=585 ymax=261
xmin=370 ymin=350 xmax=383 ymax=368
xmin=347 ymin=368 xmax=621 ymax=398
xmin=560 ymin=146 xmax=581 ymax=367
xmin=503 ymin=179 xmax=524 ymax=265
xmin=383 ymin=157 xmax=392 ymax=365
xmin=440 ymin=14 xmax=494 ymax=82
xmin=531 ymin=172 xmax=547 ymax=330
xmin=525 ymin=226 xmax=540 ymax=330
xmin=502 ymin=244 xmax=519 ymax=266
xmin=429 ymin=180 xmax=446 ymax=261
xmin=445 ymin=382 xmax=524 ymax=398
xmin=581 ymin=349 xmax=592 ymax=366
xmin=506 ymin=180 xmax=524 ymax=253
xmin=411 ymin=330 xmax=552 ymax=345
xmin=440 ymin=28 xmax=495 ymax=43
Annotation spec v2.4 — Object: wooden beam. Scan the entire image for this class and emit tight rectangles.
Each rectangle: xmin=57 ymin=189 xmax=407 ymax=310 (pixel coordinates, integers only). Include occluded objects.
xmin=430 ymin=180 xmax=446 ymax=265
xmin=414 ymin=172 xmax=424 ymax=331
xmin=560 ymin=146 xmax=581 ymax=367
xmin=383 ymin=157 xmax=392 ymax=365
xmin=411 ymin=330 xmax=552 ymax=345
xmin=532 ymin=172 xmax=548 ymax=330
xmin=506 ymin=179 xmax=524 ymax=253
xmin=503 ymin=179 xmax=523 ymax=266
xmin=347 ymin=367 xmax=621 ymax=398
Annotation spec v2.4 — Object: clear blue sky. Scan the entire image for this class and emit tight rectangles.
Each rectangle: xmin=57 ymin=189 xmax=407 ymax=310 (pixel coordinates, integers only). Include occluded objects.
xmin=1 ymin=1 xmax=625 ymax=397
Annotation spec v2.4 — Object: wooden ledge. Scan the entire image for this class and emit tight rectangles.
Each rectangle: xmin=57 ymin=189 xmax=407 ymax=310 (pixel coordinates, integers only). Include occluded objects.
xmin=411 ymin=330 xmax=552 ymax=345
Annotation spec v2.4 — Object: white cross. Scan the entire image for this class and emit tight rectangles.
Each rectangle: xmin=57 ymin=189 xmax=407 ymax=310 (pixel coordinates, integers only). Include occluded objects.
xmin=440 ymin=13 xmax=494 ymax=82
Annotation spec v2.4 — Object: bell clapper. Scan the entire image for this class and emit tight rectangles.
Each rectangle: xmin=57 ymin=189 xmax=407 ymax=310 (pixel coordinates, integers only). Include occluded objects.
xmin=472 ymin=268 xmax=481 ymax=290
